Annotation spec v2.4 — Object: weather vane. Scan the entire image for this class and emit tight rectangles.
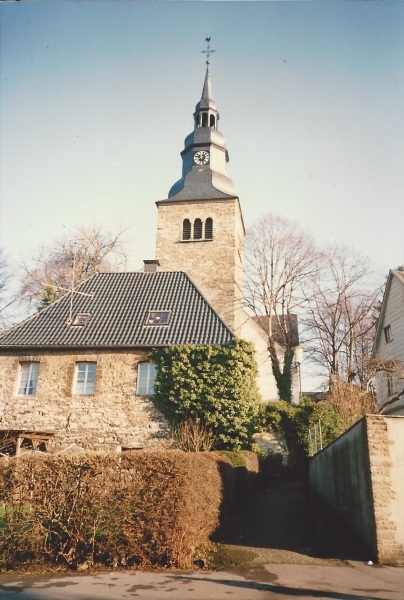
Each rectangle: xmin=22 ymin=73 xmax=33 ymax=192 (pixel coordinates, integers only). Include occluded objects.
xmin=201 ymin=37 xmax=215 ymax=65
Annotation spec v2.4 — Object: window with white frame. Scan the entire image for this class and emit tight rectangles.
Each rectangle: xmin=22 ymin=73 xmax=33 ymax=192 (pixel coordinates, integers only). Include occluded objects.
xmin=75 ymin=363 xmax=97 ymax=395
xmin=387 ymin=373 xmax=394 ymax=395
xmin=18 ymin=362 xmax=40 ymax=396
xmin=137 ymin=363 xmax=156 ymax=396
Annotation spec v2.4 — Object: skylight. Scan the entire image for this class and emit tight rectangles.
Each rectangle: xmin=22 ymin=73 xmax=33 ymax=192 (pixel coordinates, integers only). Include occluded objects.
xmin=144 ymin=311 xmax=171 ymax=326
xmin=73 ymin=313 xmax=91 ymax=327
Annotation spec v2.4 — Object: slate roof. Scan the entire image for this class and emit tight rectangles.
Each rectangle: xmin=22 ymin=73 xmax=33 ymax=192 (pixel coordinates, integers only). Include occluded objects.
xmin=0 ymin=272 xmax=234 ymax=348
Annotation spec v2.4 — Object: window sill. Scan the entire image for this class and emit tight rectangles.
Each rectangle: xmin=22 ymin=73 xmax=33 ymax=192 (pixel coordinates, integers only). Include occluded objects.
xmin=178 ymin=238 xmax=213 ymax=243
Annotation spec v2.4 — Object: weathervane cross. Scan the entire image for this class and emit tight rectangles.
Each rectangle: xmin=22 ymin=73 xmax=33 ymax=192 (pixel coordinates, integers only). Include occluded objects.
xmin=201 ymin=37 xmax=215 ymax=65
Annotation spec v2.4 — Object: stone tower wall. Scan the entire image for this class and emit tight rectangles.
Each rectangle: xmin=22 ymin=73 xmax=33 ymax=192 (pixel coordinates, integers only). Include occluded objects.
xmin=155 ymin=198 xmax=244 ymax=331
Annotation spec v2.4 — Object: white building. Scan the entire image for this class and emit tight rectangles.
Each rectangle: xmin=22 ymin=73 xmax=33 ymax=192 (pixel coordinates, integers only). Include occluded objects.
xmin=373 ymin=269 xmax=404 ymax=415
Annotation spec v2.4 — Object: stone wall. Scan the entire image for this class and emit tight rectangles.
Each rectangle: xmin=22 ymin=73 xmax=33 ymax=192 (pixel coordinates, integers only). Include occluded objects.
xmin=0 ymin=349 xmax=170 ymax=453
xmin=155 ymin=198 xmax=244 ymax=331
xmin=309 ymin=415 xmax=404 ymax=564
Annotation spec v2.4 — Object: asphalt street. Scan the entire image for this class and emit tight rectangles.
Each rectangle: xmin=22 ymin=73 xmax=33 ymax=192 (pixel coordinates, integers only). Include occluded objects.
xmin=0 ymin=562 xmax=403 ymax=600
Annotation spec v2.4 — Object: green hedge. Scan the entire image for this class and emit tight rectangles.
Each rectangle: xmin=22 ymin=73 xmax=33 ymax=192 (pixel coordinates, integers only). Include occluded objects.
xmin=257 ymin=397 xmax=344 ymax=471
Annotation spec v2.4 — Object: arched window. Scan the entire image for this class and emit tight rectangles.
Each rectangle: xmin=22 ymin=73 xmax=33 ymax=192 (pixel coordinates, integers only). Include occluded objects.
xmin=182 ymin=219 xmax=191 ymax=240
xmin=205 ymin=218 xmax=213 ymax=239
xmin=195 ymin=115 xmax=200 ymax=129
xmin=202 ymin=113 xmax=208 ymax=127
xmin=210 ymin=114 xmax=216 ymax=129
xmin=193 ymin=218 xmax=202 ymax=240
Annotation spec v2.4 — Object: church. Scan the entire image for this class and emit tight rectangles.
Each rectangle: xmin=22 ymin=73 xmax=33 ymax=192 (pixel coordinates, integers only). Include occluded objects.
xmin=0 ymin=65 xmax=299 ymax=453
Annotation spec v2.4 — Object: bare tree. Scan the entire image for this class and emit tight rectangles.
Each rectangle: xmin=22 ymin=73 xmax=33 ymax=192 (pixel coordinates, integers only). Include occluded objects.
xmin=325 ymin=378 xmax=377 ymax=429
xmin=303 ymin=244 xmax=381 ymax=389
xmin=243 ymin=213 xmax=317 ymax=402
xmin=19 ymin=223 xmax=130 ymax=309
xmin=0 ymin=248 xmax=18 ymax=333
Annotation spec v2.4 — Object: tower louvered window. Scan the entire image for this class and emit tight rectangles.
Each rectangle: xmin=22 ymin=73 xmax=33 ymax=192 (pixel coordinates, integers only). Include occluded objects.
xmin=183 ymin=219 xmax=191 ymax=240
xmin=194 ymin=219 xmax=202 ymax=240
xmin=205 ymin=218 xmax=213 ymax=239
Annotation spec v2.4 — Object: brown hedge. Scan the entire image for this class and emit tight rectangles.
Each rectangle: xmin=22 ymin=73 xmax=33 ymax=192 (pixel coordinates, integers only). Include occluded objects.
xmin=0 ymin=450 xmax=222 ymax=569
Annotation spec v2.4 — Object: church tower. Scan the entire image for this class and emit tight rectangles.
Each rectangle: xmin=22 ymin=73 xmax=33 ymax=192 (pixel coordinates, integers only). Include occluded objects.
xmin=155 ymin=67 xmax=245 ymax=331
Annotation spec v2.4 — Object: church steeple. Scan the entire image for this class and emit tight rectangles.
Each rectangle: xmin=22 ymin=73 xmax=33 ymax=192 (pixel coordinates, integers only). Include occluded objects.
xmin=155 ymin=53 xmax=245 ymax=332
xmin=166 ymin=67 xmax=236 ymax=200
xmin=194 ymin=67 xmax=217 ymax=129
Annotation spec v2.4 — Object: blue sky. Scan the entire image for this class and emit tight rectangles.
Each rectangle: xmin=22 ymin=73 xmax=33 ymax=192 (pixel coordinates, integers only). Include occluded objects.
xmin=1 ymin=1 xmax=404 ymax=386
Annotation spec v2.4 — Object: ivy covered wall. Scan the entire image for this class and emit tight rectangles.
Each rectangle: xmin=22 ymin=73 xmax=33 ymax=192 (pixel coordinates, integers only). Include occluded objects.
xmin=150 ymin=339 xmax=261 ymax=449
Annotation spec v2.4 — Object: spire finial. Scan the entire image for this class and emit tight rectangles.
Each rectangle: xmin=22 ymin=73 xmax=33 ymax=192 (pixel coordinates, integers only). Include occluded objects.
xmin=201 ymin=37 xmax=215 ymax=66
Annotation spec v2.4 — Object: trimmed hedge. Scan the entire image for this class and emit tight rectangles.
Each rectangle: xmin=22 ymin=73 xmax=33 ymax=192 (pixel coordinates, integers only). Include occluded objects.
xmin=0 ymin=451 xmax=222 ymax=569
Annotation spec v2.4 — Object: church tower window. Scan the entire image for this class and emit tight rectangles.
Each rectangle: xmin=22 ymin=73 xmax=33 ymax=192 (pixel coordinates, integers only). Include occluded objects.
xmin=205 ymin=218 xmax=213 ymax=239
xmin=209 ymin=114 xmax=216 ymax=129
xmin=202 ymin=112 xmax=208 ymax=127
xmin=183 ymin=219 xmax=191 ymax=240
xmin=194 ymin=219 xmax=203 ymax=240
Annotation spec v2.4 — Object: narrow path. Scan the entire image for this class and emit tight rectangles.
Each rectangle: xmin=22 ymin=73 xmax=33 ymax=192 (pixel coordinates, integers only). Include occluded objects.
xmin=212 ymin=480 xmax=370 ymax=565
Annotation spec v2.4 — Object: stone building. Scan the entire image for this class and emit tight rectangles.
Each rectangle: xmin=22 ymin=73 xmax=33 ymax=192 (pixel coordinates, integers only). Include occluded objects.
xmin=0 ymin=66 xmax=299 ymax=453
xmin=0 ymin=272 xmax=233 ymax=452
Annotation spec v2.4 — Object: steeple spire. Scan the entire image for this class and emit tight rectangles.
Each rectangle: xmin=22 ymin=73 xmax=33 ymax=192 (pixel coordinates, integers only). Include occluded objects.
xmin=201 ymin=66 xmax=213 ymax=101
xmin=164 ymin=43 xmax=236 ymax=200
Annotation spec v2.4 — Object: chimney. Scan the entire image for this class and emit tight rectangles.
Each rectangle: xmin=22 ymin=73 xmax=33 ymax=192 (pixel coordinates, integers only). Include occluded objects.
xmin=143 ymin=260 xmax=160 ymax=273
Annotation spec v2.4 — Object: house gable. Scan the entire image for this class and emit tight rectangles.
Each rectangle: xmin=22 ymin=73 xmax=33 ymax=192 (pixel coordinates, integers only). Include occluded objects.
xmin=374 ymin=270 xmax=404 ymax=413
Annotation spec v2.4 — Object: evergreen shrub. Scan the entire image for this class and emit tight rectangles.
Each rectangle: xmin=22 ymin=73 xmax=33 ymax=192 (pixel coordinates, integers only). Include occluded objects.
xmin=150 ymin=339 xmax=261 ymax=450
xmin=257 ymin=397 xmax=344 ymax=471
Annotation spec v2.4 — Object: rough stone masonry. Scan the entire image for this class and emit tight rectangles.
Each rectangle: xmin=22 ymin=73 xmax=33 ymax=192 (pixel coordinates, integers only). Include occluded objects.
xmin=0 ymin=349 xmax=170 ymax=453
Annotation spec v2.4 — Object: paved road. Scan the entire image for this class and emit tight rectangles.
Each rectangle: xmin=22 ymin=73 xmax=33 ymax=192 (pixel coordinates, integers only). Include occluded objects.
xmin=0 ymin=562 xmax=403 ymax=600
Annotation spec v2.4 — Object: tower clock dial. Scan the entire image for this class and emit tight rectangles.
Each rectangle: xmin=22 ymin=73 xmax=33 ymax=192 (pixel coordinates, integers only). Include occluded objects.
xmin=194 ymin=150 xmax=209 ymax=165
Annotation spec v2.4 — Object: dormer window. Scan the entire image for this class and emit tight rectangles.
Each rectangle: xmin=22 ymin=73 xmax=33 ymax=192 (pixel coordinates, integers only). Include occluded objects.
xmin=73 ymin=313 xmax=91 ymax=327
xmin=145 ymin=311 xmax=171 ymax=326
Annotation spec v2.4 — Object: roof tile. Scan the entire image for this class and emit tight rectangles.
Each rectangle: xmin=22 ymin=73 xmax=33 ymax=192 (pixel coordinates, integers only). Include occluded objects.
xmin=0 ymin=272 xmax=233 ymax=348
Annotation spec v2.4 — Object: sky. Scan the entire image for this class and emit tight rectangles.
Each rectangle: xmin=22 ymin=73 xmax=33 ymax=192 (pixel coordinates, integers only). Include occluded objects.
xmin=1 ymin=0 xmax=404 ymax=388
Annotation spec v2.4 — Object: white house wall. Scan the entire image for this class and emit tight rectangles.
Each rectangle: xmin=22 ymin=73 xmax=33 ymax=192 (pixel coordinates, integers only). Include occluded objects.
xmin=375 ymin=273 xmax=404 ymax=413
xmin=238 ymin=311 xmax=300 ymax=404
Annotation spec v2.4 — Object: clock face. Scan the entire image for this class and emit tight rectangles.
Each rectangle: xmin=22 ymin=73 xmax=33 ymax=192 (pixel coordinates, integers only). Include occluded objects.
xmin=194 ymin=150 xmax=209 ymax=165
